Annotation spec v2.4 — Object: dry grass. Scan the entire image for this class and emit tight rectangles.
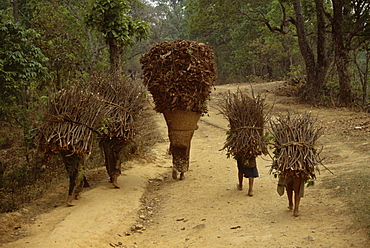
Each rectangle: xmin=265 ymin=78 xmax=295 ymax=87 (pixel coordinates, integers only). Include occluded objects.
xmin=326 ymin=169 xmax=370 ymax=236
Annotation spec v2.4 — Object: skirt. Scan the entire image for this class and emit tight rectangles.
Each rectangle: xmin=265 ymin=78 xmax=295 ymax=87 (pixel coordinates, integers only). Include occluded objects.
xmin=237 ymin=157 xmax=259 ymax=178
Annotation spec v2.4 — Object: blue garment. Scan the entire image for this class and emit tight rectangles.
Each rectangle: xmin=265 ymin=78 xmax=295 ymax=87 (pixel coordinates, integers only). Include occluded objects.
xmin=237 ymin=157 xmax=259 ymax=178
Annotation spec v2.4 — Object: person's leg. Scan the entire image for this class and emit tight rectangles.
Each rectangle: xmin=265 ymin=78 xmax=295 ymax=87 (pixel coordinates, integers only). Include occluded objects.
xmin=248 ymin=177 xmax=254 ymax=196
xmin=179 ymin=172 xmax=185 ymax=180
xmin=172 ymin=167 xmax=178 ymax=179
xmin=237 ymin=172 xmax=243 ymax=190
xmin=286 ymin=177 xmax=294 ymax=210
xmin=293 ymin=176 xmax=302 ymax=217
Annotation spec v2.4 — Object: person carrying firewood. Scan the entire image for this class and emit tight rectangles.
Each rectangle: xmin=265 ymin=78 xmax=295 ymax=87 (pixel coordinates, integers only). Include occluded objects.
xmin=219 ymin=89 xmax=268 ymax=197
xmin=140 ymin=40 xmax=216 ymax=181
xmin=270 ymin=111 xmax=324 ymax=217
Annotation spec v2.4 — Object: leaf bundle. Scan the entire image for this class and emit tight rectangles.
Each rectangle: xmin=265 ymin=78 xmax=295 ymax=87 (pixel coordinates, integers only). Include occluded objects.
xmin=269 ymin=111 xmax=323 ymax=179
xmin=218 ymin=89 xmax=268 ymax=159
xmin=140 ymin=40 xmax=216 ymax=113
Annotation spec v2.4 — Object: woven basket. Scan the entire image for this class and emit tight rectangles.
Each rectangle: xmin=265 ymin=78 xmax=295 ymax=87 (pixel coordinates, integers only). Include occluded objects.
xmin=163 ymin=110 xmax=201 ymax=148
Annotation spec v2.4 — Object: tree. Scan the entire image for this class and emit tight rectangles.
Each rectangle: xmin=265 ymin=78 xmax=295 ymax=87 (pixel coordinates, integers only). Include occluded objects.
xmin=186 ymin=0 xmax=301 ymax=83
xmin=86 ymin=0 xmax=150 ymax=72
xmin=289 ymin=0 xmax=330 ymax=103
xmin=153 ymin=0 xmax=190 ymax=40
xmin=0 ymin=12 xmax=48 ymax=119
xmin=31 ymin=2 xmax=89 ymax=89
xmin=60 ymin=0 xmax=108 ymax=73
xmin=328 ymin=0 xmax=370 ymax=105
xmin=353 ymin=43 xmax=370 ymax=106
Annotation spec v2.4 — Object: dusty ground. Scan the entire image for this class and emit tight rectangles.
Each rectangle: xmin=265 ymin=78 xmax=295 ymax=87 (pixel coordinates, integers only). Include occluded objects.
xmin=1 ymin=81 xmax=370 ymax=248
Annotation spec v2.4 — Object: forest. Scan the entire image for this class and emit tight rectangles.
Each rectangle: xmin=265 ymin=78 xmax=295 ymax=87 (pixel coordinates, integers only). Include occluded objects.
xmin=0 ymin=0 xmax=369 ymax=213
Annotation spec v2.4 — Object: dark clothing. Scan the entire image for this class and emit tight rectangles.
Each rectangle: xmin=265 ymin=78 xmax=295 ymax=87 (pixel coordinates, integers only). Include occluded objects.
xmin=237 ymin=157 xmax=259 ymax=178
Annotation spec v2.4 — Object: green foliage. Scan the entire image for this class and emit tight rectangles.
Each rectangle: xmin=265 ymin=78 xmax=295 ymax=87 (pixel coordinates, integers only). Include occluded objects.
xmin=153 ymin=0 xmax=190 ymax=40
xmin=186 ymin=0 xmax=301 ymax=83
xmin=306 ymin=179 xmax=315 ymax=187
xmin=31 ymin=2 xmax=89 ymax=88
xmin=0 ymin=11 xmax=49 ymax=118
xmin=86 ymin=0 xmax=150 ymax=47
xmin=287 ymin=65 xmax=305 ymax=84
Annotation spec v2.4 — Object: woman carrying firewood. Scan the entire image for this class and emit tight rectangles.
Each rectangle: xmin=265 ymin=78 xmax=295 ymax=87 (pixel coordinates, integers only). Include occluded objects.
xmin=140 ymin=40 xmax=216 ymax=180
xmin=219 ymin=89 xmax=268 ymax=196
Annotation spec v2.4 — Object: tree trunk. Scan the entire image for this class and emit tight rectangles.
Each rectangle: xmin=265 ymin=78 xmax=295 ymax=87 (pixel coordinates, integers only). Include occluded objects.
xmin=315 ymin=0 xmax=329 ymax=93
xmin=293 ymin=0 xmax=328 ymax=103
xmin=332 ymin=0 xmax=352 ymax=106
xmin=108 ymin=38 xmax=122 ymax=73
xmin=12 ymin=0 xmax=19 ymax=23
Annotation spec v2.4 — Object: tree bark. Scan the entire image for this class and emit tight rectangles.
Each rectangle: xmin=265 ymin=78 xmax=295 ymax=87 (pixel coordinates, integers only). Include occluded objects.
xmin=291 ymin=0 xmax=329 ymax=103
xmin=12 ymin=0 xmax=19 ymax=23
xmin=332 ymin=0 xmax=352 ymax=105
xmin=315 ymin=0 xmax=329 ymax=92
xmin=108 ymin=38 xmax=122 ymax=73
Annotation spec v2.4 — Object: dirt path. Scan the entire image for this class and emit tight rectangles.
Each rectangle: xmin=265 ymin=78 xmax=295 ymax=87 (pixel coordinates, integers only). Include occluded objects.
xmin=1 ymin=82 xmax=369 ymax=248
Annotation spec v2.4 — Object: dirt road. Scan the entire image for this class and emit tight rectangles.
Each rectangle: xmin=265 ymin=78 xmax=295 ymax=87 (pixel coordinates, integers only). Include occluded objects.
xmin=1 ymin=82 xmax=369 ymax=248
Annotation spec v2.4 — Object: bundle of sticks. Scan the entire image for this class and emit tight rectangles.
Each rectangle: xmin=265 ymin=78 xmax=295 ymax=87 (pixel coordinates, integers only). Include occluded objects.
xmin=269 ymin=111 xmax=323 ymax=179
xmin=140 ymin=40 xmax=216 ymax=113
xmin=218 ymin=89 xmax=268 ymax=159
xmin=91 ymin=74 xmax=144 ymax=141
xmin=38 ymin=86 xmax=106 ymax=155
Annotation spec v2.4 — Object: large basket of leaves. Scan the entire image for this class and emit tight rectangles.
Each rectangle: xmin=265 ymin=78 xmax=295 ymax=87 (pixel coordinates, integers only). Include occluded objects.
xmin=140 ymin=40 xmax=216 ymax=178
xmin=140 ymin=40 xmax=216 ymax=114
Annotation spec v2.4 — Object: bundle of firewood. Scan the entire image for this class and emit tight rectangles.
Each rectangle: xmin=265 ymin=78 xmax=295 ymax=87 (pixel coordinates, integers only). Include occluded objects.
xmin=218 ymin=89 xmax=268 ymax=159
xmin=38 ymin=86 xmax=106 ymax=155
xmin=140 ymin=40 xmax=216 ymax=113
xmin=90 ymin=74 xmax=144 ymax=141
xmin=269 ymin=111 xmax=323 ymax=179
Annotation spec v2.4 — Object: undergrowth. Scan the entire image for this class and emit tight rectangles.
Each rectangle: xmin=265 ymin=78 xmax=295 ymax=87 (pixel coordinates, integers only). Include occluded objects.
xmin=0 ymin=99 xmax=156 ymax=213
xmin=325 ymin=169 xmax=370 ymax=237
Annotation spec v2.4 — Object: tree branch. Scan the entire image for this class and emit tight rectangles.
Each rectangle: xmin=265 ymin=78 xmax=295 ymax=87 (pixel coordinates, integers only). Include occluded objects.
xmin=239 ymin=2 xmax=295 ymax=35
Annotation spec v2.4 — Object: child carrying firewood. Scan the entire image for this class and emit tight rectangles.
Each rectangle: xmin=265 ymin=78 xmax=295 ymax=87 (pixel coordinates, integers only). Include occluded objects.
xmin=270 ymin=111 xmax=323 ymax=216
xmin=219 ymin=89 xmax=268 ymax=196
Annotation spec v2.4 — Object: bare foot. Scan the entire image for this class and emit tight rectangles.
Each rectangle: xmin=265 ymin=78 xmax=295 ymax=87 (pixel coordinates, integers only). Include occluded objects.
xmin=112 ymin=183 xmax=120 ymax=189
xmin=293 ymin=209 xmax=299 ymax=217
xmin=112 ymin=175 xmax=120 ymax=189
xmin=237 ymin=184 xmax=243 ymax=191
xmin=66 ymin=195 xmax=76 ymax=206
xmin=248 ymin=190 xmax=253 ymax=196
xmin=172 ymin=169 xmax=177 ymax=179
xmin=179 ymin=172 xmax=185 ymax=180
xmin=288 ymin=205 xmax=293 ymax=210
